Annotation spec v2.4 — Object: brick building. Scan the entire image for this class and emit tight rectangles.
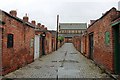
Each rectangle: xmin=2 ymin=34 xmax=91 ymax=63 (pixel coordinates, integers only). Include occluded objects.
xmin=111 ymin=17 xmax=120 ymax=74
xmin=0 ymin=20 xmax=5 ymax=75
xmin=49 ymin=30 xmax=56 ymax=51
xmin=59 ymin=23 xmax=87 ymax=43
xmin=0 ymin=10 xmax=35 ymax=75
xmin=35 ymin=25 xmax=55 ymax=57
xmin=81 ymin=7 xmax=120 ymax=74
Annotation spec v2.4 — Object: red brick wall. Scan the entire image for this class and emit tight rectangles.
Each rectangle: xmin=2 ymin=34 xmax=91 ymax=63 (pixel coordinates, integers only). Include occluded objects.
xmin=52 ymin=37 xmax=56 ymax=51
xmin=81 ymin=35 xmax=88 ymax=56
xmin=86 ymin=8 xmax=120 ymax=73
xmin=72 ymin=36 xmax=81 ymax=51
xmin=24 ymin=25 xmax=34 ymax=64
xmin=1 ymin=13 xmax=34 ymax=75
xmin=64 ymin=38 xmax=72 ymax=43
xmin=0 ymin=28 xmax=2 ymax=74
xmin=45 ymin=32 xmax=52 ymax=54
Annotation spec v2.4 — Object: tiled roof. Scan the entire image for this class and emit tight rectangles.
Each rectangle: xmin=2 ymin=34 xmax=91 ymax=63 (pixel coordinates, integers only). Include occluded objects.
xmin=59 ymin=23 xmax=87 ymax=30
xmin=0 ymin=10 xmax=35 ymax=28
xmin=59 ymin=33 xmax=81 ymax=37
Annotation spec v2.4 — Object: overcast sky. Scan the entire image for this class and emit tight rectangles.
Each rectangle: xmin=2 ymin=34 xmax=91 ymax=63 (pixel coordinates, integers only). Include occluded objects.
xmin=0 ymin=0 xmax=119 ymax=30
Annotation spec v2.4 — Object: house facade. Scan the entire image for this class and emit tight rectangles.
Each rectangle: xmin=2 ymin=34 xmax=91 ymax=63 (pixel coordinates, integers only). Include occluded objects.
xmin=49 ymin=30 xmax=56 ymax=51
xmin=59 ymin=23 xmax=87 ymax=43
xmin=80 ymin=7 xmax=120 ymax=74
xmin=0 ymin=10 xmax=35 ymax=75
xmin=35 ymin=25 xmax=55 ymax=57
xmin=111 ymin=17 xmax=120 ymax=74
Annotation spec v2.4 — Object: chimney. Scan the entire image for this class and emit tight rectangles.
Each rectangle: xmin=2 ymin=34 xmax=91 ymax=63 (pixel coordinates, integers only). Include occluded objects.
xmin=45 ymin=27 xmax=47 ymax=30
xmin=10 ymin=10 xmax=17 ymax=17
xmin=31 ymin=20 xmax=36 ymax=26
xmin=37 ymin=23 xmax=41 ymax=28
xmin=23 ymin=14 xmax=29 ymax=22
xmin=41 ymin=25 xmax=45 ymax=29
xmin=90 ymin=20 xmax=96 ymax=24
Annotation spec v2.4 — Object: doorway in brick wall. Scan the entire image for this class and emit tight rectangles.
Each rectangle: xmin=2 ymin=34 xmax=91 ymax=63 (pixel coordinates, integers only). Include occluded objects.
xmin=34 ymin=35 xmax=40 ymax=60
xmin=113 ymin=24 xmax=120 ymax=74
xmin=89 ymin=33 xmax=94 ymax=60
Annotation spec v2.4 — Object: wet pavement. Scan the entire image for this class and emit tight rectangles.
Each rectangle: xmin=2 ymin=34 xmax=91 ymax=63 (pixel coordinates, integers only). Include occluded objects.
xmin=3 ymin=43 xmax=111 ymax=79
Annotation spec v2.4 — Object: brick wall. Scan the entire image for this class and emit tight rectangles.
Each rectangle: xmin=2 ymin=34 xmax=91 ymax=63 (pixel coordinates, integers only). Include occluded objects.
xmin=52 ymin=37 xmax=56 ymax=51
xmin=85 ymin=7 xmax=120 ymax=73
xmin=45 ymin=32 xmax=52 ymax=54
xmin=24 ymin=25 xmax=34 ymax=64
xmin=0 ymin=28 xmax=2 ymax=74
xmin=72 ymin=36 xmax=81 ymax=52
xmin=1 ymin=12 xmax=35 ymax=75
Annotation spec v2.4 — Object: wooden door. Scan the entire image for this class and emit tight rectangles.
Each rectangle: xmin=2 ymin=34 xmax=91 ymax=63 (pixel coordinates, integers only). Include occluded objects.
xmin=34 ymin=35 xmax=40 ymax=60
xmin=89 ymin=33 xmax=94 ymax=59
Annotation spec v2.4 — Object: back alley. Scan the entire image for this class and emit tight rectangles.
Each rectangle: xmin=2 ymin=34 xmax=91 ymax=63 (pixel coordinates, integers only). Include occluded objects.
xmin=3 ymin=43 xmax=111 ymax=79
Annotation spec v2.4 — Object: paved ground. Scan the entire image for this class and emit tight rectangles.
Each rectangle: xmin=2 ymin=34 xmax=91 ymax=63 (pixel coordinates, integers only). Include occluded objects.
xmin=3 ymin=43 xmax=111 ymax=79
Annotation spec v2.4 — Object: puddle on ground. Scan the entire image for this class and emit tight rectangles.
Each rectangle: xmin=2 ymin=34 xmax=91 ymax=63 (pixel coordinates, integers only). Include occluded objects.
xmin=59 ymin=60 xmax=79 ymax=63
xmin=70 ymin=53 xmax=77 ymax=54
xmin=51 ymin=61 xmax=57 ymax=62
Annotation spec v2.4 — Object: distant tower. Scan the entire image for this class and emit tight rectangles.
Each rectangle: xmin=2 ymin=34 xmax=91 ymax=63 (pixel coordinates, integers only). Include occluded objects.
xmin=118 ymin=1 xmax=120 ymax=10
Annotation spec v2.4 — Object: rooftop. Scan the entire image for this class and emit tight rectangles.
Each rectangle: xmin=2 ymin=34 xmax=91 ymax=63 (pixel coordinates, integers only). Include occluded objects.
xmin=59 ymin=23 xmax=87 ymax=30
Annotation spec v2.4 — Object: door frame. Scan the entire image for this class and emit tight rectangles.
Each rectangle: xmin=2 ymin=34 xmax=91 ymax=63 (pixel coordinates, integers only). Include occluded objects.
xmin=89 ymin=32 xmax=94 ymax=59
xmin=34 ymin=35 xmax=40 ymax=60
xmin=113 ymin=24 xmax=120 ymax=74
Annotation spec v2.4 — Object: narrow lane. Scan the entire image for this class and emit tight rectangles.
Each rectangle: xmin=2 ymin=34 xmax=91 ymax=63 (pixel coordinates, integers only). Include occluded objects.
xmin=4 ymin=43 xmax=110 ymax=78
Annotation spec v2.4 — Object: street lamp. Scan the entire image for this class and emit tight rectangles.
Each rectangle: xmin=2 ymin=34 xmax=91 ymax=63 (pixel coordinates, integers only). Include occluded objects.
xmin=42 ymin=32 xmax=46 ymax=37
xmin=56 ymin=15 xmax=59 ymax=50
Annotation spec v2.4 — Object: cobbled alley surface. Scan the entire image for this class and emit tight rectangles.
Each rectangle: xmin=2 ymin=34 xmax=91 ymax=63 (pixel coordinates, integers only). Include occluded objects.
xmin=3 ymin=43 xmax=112 ymax=79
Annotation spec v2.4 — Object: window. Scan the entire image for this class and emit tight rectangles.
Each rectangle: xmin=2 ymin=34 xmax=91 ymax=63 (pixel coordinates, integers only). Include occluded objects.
xmin=78 ymin=30 xmax=81 ymax=33
xmin=63 ymin=30 xmax=64 ymax=33
xmin=105 ymin=31 xmax=110 ymax=45
xmin=68 ymin=30 xmax=70 ymax=33
xmin=75 ymin=30 xmax=78 ymax=33
xmin=72 ymin=30 xmax=74 ymax=33
xmin=7 ymin=34 xmax=14 ymax=48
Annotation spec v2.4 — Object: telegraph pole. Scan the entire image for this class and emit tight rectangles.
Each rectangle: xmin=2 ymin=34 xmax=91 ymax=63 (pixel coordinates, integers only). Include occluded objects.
xmin=56 ymin=15 xmax=59 ymax=50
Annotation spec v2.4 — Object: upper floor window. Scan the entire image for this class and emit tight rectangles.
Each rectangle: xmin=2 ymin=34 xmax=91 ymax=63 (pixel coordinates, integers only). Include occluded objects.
xmin=72 ymin=30 xmax=74 ymax=33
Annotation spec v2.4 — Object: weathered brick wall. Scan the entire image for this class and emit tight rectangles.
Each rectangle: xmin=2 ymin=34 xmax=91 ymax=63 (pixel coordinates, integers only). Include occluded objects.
xmin=45 ymin=32 xmax=52 ymax=54
xmin=48 ymin=32 xmax=52 ymax=53
xmin=0 ymin=28 xmax=2 ymax=74
xmin=2 ymin=12 xmax=34 ymax=75
xmin=81 ymin=35 xmax=88 ymax=56
xmin=72 ymin=36 xmax=81 ymax=51
xmin=86 ymin=8 xmax=120 ymax=72
xmin=52 ymin=37 xmax=56 ymax=51
xmin=24 ymin=26 xmax=34 ymax=64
